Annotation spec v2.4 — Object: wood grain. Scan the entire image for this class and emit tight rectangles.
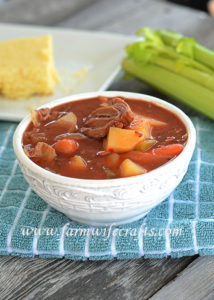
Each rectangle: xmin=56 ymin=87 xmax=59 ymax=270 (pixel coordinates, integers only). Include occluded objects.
xmin=0 ymin=0 xmax=98 ymax=25
xmin=0 ymin=1 xmax=213 ymax=299
xmin=0 ymin=255 xmax=196 ymax=300
xmin=59 ymin=0 xmax=214 ymax=49
xmin=151 ymin=257 xmax=214 ymax=300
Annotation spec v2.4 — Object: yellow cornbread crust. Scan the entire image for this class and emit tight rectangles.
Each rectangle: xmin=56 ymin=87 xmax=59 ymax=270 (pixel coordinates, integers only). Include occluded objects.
xmin=0 ymin=35 xmax=60 ymax=99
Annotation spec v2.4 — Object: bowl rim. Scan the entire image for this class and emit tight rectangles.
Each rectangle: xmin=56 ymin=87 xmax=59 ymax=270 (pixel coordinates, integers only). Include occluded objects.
xmin=13 ymin=91 xmax=196 ymax=187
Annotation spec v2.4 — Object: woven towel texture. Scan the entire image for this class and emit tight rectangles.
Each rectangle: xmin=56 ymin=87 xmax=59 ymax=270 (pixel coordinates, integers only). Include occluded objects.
xmin=0 ymin=117 xmax=213 ymax=260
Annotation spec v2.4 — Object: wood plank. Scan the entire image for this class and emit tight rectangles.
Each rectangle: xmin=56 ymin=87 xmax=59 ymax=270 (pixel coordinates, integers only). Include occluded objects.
xmin=0 ymin=0 xmax=98 ymax=25
xmin=59 ymin=0 xmax=214 ymax=49
xmin=0 ymin=1 xmax=212 ymax=300
xmin=150 ymin=256 xmax=214 ymax=300
xmin=0 ymin=255 xmax=196 ymax=300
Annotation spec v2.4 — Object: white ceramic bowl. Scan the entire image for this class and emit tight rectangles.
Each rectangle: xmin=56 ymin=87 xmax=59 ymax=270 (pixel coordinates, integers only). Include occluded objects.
xmin=13 ymin=91 xmax=196 ymax=226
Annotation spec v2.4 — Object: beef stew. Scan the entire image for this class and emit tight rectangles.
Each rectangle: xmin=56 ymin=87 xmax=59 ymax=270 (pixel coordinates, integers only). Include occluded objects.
xmin=22 ymin=96 xmax=187 ymax=179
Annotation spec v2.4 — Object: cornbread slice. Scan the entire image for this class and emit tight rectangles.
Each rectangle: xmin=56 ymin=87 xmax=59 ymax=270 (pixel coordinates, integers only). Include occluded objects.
xmin=0 ymin=35 xmax=60 ymax=99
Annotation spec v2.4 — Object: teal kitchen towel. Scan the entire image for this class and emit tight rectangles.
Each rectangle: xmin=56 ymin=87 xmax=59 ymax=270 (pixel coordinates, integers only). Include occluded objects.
xmin=0 ymin=116 xmax=214 ymax=260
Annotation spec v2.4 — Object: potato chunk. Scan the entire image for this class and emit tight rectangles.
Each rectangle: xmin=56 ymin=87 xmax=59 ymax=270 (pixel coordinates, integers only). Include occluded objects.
xmin=120 ymin=159 xmax=146 ymax=177
xmin=128 ymin=119 xmax=151 ymax=139
xmin=106 ymin=127 xmax=143 ymax=153
xmin=69 ymin=156 xmax=87 ymax=170
xmin=128 ymin=117 xmax=166 ymax=140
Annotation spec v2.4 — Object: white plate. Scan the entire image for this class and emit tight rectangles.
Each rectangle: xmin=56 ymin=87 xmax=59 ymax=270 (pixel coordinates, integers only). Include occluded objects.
xmin=0 ymin=23 xmax=134 ymax=121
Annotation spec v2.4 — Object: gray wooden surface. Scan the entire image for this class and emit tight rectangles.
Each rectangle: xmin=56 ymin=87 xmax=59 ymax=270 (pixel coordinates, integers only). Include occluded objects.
xmin=0 ymin=0 xmax=214 ymax=299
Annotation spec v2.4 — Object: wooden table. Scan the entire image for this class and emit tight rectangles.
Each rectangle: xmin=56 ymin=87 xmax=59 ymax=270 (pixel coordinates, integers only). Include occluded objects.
xmin=1 ymin=1 xmax=214 ymax=299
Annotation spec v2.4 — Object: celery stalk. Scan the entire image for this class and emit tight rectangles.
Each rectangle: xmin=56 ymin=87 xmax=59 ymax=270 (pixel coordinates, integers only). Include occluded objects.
xmin=157 ymin=29 xmax=214 ymax=71
xmin=122 ymin=27 xmax=214 ymax=119
xmin=152 ymin=56 xmax=214 ymax=92
xmin=135 ymin=28 xmax=213 ymax=74
xmin=155 ymin=30 xmax=182 ymax=47
xmin=122 ymin=57 xmax=214 ymax=120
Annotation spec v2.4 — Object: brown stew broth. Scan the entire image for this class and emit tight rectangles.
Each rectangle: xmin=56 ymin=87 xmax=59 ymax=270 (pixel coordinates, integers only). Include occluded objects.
xmin=23 ymin=97 xmax=187 ymax=179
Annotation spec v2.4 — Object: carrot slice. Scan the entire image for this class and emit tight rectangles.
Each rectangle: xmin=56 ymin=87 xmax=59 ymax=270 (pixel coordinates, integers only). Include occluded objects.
xmin=105 ymin=153 xmax=121 ymax=168
xmin=152 ymin=144 xmax=184 ymax=156
xmin=54 ymin=139 xmax=78 ymax=156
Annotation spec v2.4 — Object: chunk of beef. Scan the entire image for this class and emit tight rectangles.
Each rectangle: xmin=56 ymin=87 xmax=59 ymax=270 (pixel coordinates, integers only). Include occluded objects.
xmin=81 ymin=97 xmax=134 ymax=138
xmin=25 ymin=142 xmax=56 ymax=163
xmin=31 ymin=108 xmax=51 ymax=127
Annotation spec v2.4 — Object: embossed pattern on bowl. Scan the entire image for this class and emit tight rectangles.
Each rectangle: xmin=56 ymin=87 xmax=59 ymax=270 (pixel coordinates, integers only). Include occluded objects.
xmin=13 ymin=91 xmax=196 ymax=225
